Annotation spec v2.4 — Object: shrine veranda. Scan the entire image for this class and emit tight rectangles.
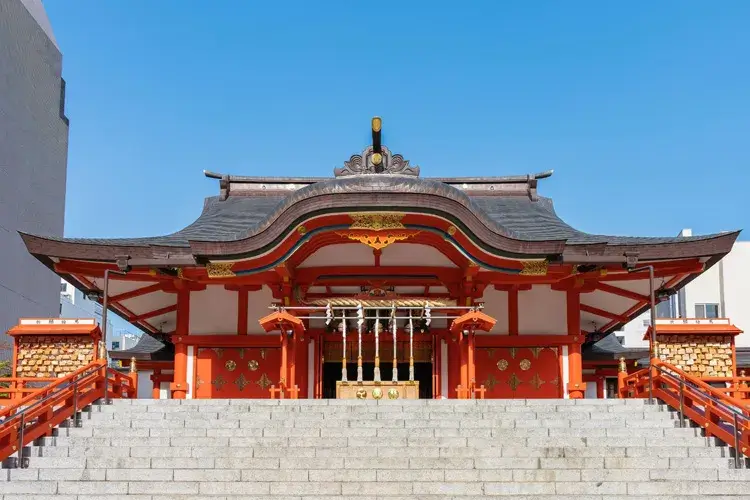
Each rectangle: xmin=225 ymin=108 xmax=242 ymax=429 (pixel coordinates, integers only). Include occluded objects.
xmin=16 ymin=119 xmax=741 ymax=400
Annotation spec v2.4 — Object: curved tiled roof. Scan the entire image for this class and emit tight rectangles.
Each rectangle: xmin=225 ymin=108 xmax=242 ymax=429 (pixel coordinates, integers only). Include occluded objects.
xmin=29 ymin=174 xmax=736 ymax=249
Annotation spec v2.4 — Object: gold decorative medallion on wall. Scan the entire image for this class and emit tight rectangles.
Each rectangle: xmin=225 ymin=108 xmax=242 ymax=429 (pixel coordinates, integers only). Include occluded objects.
xmin=372 ymin=387 xmax=383 ymax=399
xmin=484 ymin=374 xmax=498 ymax=390
xmin=507 ymin=373 xmax=521 ymax=391
xmin=297 ymin=225 xmax=307 ymax=235
xmin=447 ymin=225 xmax=457 ymax=236
xmin=530 ymin=373 xmax=545 ymax=390
xmin=356 ymin=388 xmax=367 ymax=399
xmin=234 ymin=373 xmax=249 ymax=391
xmin=248 ymin=360 xmax=259 ymax=371
xmin=256 ymin=373 xmax=272 ymax=390
xmin=387 ymin=388 xmax=400 ymax=399
xmin=206 ymin=262 xmax=236 ymax=278
xmin=519 ymin=359 xmax=531 ymax=371
xmin=497 ymin=359 xmax=509 ymax=371
xmin=225 ymin=360 xmax=237 ymax=372
xmin=212 ymin=374 xmax=227 ymax=391
xmin=520 ymin=260 xmax=548 ymax=276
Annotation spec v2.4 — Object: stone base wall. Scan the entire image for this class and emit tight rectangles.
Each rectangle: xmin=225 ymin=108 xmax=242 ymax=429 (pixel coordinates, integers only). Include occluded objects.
xmin=15 ymin=335 xmax=95 ymax=378
xmin=658 ymin=334 xmax=734 ymax=378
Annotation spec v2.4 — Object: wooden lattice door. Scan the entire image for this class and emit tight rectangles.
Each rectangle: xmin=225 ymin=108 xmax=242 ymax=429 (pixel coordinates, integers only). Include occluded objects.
xmin=195 ymin=347 xmax=280 ymax=398
xmin=475 ymin=347 xmax=560 ymax=398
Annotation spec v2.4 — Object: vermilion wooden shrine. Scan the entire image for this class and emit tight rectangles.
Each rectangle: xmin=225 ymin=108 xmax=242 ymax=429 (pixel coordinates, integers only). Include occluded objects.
xmin=19 ymin=118 xmax=739 ymax=400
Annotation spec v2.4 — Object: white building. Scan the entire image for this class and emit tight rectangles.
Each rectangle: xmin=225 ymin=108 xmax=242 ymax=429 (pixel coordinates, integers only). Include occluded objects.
xmin=60 ymin=279 xmax=142 ymax=351
xmin=619 ymin=230 xmax=750 ymax=348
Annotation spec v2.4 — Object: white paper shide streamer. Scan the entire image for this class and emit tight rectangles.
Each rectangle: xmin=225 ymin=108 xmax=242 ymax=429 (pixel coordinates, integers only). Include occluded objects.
xmin=391 ymin=304 xmax=398 ymax=382
xmin=341 ymin=310 xmax=348 ymax=382
xmin=374 ymin=308 xmax=381 ymax=382
xmin=356 ymin=303 xmax=364 ymax=383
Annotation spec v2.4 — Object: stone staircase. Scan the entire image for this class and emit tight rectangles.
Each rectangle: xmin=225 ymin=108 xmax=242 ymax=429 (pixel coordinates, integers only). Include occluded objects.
xmin=2 ymin=398 xmax=750 ymax=499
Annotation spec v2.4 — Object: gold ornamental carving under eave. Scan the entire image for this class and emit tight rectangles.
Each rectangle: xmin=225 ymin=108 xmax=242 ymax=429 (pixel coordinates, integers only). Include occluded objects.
xmin=206 ymin=262 xmax=236 ymax=278
xmin=519 ymin=260 xmax=548 ymax=276
xmin=349 ymin=213 xmax=405 ymax=230
xmin=337 ymin=213 xmax=419 ymax=250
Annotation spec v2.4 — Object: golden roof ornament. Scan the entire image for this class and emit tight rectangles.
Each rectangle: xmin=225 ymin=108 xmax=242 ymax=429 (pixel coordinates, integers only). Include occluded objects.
xmin=334 ymin=117 xmax=419 ymax=177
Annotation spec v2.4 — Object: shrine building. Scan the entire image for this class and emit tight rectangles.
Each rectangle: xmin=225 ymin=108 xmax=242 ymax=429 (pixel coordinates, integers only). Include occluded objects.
xmin=19 ymin=118 xmax=740 ymax=400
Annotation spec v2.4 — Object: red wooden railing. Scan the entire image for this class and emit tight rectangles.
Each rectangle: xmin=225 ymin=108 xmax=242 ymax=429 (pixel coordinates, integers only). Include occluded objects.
xmin=620 ymin=359 xmax=750 ymax=466
xmin=0 ymin=360 xmax=136 ymax=466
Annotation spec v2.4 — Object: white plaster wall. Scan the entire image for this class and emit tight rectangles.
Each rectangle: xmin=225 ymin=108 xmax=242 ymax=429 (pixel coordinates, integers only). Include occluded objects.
xmin=298 ymin=244 xmax=373 ymax=267
xmin=518 ymin=285 xmax=567 ymax=334
xmin=480 ymin=288 xmax=509 ymax=334
xmin=683 ymin=263 xmax=721 ymax=316
xmin=189 ymin=285 xmax=240 ymax=334
xmin=137 ymin=370 xmax=153 ymax=399
xmin=248 ymin=286 xmax=275 ymax=334
xmin=380 ymin=244 xmax=457 ymax=267
xmin=723 ymin=242 xmax=750 ymax=346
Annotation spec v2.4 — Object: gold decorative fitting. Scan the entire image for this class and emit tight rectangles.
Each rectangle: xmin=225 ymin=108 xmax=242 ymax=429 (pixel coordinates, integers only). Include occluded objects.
xmin=176 ymin=268 xmax=184 ymax=279
xmin=211 ymin=348 xmax=224 ymax=359
xmin=225 ymin=360 xmax=237 ymax=372
xmin=337 ymin=231 xmax=417 ymax=250
xmin=129 ymin=357 xmax=137 ymax=373
xmin=248 ymin=360 xmax=259 ymax=371
xmin=519 ymin=359 xmax=531 ymax=371
xmin=387 ymin=388 xmax=400 ymax=399
xmin=372 ymin=116 xmax=382 ymax=133
xmin=519 ymin=260 xmax=548 ymax=276
xmin=206 ymin=262 xmax=235 ymax=278
xmin=371 ymin=152 xmax=383 ymax=165
xmin=148 ymin=269 xmax=157 ymax=277
xmin=211 ymin=374 xmax=227 ymax=391
xmin=484 ymin=373 xmax=498 ymax=390
xmin=356 ymin=388 xmax=367 ymax=399
xmin=496 ymin=359 xmax=509 ymax=371
xmin=507 ymin=373 xmax=521 ymax=391
xmin=371 ymin=387 xmax=383 ymax=399
xmin=530 ymin=347 xmax=543 ymax=359
xmin=297 ymin=225 xmax=307 ymax=235
xmin=234 ymin=373 xmax=249 ymax=391
xmin=349 ymin=213 xmax=405 ymax=231
xmin=530 ymin=373 xmax=545 ymax=390
xmin=509 ymin=347 xmax=517 ymax=359
xmin=447 ymin=225 xmax=457 ymax=236
xmin=256 ymin=373 xmax=272 ymax=390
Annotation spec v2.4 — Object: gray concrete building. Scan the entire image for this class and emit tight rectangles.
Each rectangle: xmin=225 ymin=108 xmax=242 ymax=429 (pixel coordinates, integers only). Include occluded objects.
xmin=0 ymin=0 xmax=68 ymax=356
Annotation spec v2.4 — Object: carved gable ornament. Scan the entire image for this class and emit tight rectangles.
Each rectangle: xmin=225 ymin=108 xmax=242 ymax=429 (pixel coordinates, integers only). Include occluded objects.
xmin=334 ymin=117 xmax=420 ymax=177
xmin=334 ymin=145 xmax=420 ymax=177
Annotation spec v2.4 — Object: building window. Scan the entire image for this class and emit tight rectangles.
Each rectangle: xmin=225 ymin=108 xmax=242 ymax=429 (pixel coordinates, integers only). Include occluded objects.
xmin=60 ymin=282 xmax=67 ymax=292
xmin=695 ymin=303 xmax=720 ymax=319
xmin=111 ymin=341 xmax=120 ymax=350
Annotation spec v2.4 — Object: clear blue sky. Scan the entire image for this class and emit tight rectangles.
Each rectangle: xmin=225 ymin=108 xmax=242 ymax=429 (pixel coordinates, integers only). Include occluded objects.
xmin=46 ymin=1 xmax=748 ymax=241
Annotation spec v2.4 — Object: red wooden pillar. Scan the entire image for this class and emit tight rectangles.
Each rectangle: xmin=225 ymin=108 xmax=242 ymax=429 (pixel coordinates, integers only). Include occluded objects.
xmin=151 ymin=369 xmax=161 ymax=399
xmin=280 ymin=331 xmax=289 ymax=392
xmin=597 ymin=376 xmax=605 ymax=399
xmin=170 ymin=289 xmax=190 ymax=399
xmin=459 ymin=331 xmax=468 ymax=398
xmin=468 ymin=330 xmax=476 ymax=391
xmin=508 ymin=288 xmax=519 ymax=335
xmin=237 ymin=288 xmax=248 ymax=335
xmin=566 ymin=290 xmax=585 ymax=399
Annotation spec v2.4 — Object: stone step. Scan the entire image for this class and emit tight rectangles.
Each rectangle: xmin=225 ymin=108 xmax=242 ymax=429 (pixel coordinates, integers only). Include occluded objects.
xmin=4 ymin=479 xmax=750 ymax=496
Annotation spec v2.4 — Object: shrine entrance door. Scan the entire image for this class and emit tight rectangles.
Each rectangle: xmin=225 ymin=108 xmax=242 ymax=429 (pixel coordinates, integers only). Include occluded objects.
xmin=475 ymin=346 xmax=561 ymax=398
xmin=194 ymin=347 xmax=281 ymax=398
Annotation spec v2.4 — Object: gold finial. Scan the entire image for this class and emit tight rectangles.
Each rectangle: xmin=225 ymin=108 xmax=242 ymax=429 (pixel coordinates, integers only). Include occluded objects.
xmin=129 ymin=357 xmax=137 ymax=373
xmin=619 ymin=356 xmax=627 ymax=373
xmin=372 ymin=116 xmax=382 ymax=132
